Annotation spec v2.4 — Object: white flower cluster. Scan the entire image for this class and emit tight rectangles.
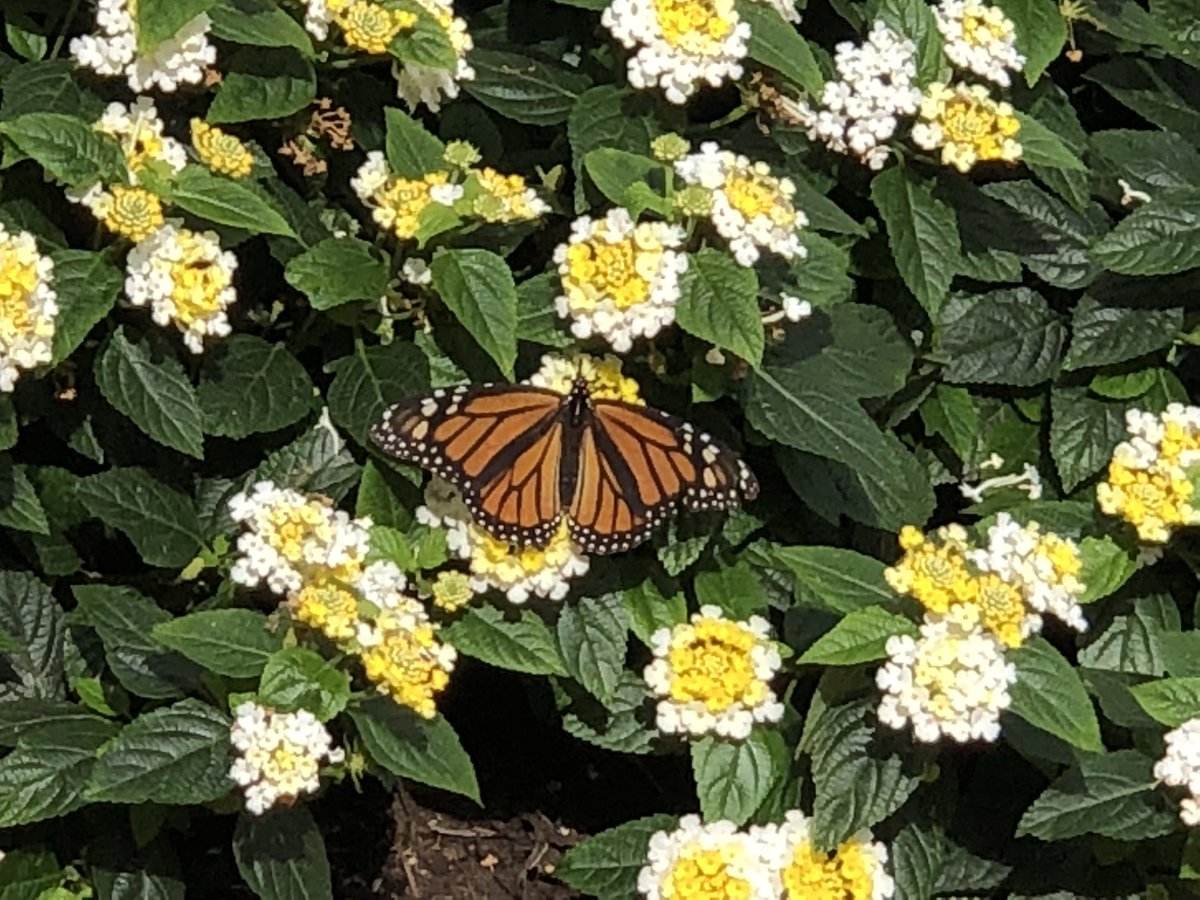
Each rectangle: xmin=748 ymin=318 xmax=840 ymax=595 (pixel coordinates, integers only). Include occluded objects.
xmin=0 ymin=226 xmax=57 ymax=393
xmin=638 ymin=812 xmax=894 ymax=900
xmin=71 ymin=0 xmax=216 ymax=93
xmin=781 ymin=294 xmax=812 ymax=322
xmin=674 ymin=143 xmax=807 ymax=267
xmin=96 ymin=98 xmax=189 ymax=182
xmin=416 ymin=477 xmax=590 ymax=604
xmin=789 ymin=22 xmax=921 ymax=170
xmin=228 ymin=481 xmax=372 ymax=595
xmin=228 ymin=701 xmax=345 ymax=816
xmin=934 ymin=0 xmax=1025 ymax=87
xmin=644 ymin=605 xmax=784 ymax=741
xmin=967 ymin=513 xmax=1088 ymax=633
xmin=876 ymin=605 xmax=1017 ymax=743
xmin=394 ymin=0 xmax=477 ymax=112
xmin=602 ymin=0 xmax=750 ymax=105
xmin=1155 ymin=718 xmax=1200 ymax=826
xmin=553 ymin=208 xmax=687 ymax=353
xmin=124 ymin=222 xmax=238 ymax=354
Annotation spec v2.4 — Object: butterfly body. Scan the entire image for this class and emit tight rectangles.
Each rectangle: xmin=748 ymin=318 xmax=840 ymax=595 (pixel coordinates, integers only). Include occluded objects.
xmin=369 ymin=379 xmax=757 ymax=555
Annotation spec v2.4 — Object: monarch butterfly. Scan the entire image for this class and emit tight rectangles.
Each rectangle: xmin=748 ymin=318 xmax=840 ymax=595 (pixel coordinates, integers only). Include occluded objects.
xmin=368 ymin=378 xmax=758 ymax=555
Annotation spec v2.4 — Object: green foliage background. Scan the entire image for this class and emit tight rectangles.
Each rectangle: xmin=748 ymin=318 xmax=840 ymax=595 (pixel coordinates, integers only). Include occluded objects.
xmin=0 ymin=0 xmax=1197 ymax=897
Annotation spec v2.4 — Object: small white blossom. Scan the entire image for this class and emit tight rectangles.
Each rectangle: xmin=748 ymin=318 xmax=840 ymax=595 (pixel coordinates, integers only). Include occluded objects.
xmin=228 ymin=702 xmax=344 ymax=816
xmin=401 ymin=258 xmax=432 ymax=286
xmin=1156 ymin=718 xmax=1200 ymax=826
xmin=637 ymin=815 xmax=780 ymax=900
xmin=392 ymin=0 xmax=476 ymax=112
xmin=1119 ymin=178 xmax=1152 ymax=207
xmin=934 ymin=0 xmax=1025 ymax=87
xmin=781 ymin=294 xmax=812 ymax=322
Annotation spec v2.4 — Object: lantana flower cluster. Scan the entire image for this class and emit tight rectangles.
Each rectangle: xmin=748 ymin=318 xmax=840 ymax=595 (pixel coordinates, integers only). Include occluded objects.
xmin=1097 ymin=404 xmax=1200 ymax=544
xmin=784 ymin=1 xmax=1024 ymax=173
xmin=71 ymin=0 xmax=217 ymax=93
xmin=637 ymin=813 xmax=894 ymax=900
xmin=229 ymin=701 xmax=345 ymax=816
xmin=229 ymin=481 xmax=456 ymax=718
xmin=1154 ymin=718 xmax=1200 ymax=826
xmin=0 ymin=226 xmax=58 ymax=393
xmin=643 ymin=605 xmax=785 ymax=741
xmin=877 ymin=513 xmax=1086 ymax=743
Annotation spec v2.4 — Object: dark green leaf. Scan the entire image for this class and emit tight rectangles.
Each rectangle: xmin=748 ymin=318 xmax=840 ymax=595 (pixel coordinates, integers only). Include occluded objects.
xmin=558 ymin=815 xmax=677 ymax=899
xmin=135 ymin=0 xmax=215 ymax=50
xmin=1049 ymin=387 xmax=1127 ymax=493
xmin=258 ymin=647 xmax=351 ymax=722
xmin=692 ymin=730 xmax=787 ymax=826
xmin=442 ymin=605 xmax=567 ymax=675
xmin=0 ymin=571 xmax=65 ymax=701
xmin=935 ymin=288 xmax=1064 ymax=386
xmin=621 ymin=579 xmax=687 ymax=645
xmin=327 ymin=341 xmax=429 ymax=444
xmin=0 ymin=716 xmax=117 ymax=827
xmin=209 ymin=0 xmax=315 ymax=55
xmin=48 ymin=249 xmax=122 ymax=364
xmin=465 ymin=50 xmax=591 ymax=126
xmin=557 ymin=593 xmax=629 ymax=704
xmin=76 ymin=469 xmax=204 ymax=569
xmin=208 ymin=48 xmax=316 ymax=124
xmin=799 ymin=606 xmax=917 ymax=665
xmin=285 ymin=237 xmax=390 ymax=312
xmin=233 ymin=806 xmax=332 ymax=900
xmin=738 ymin=1 xmax=823 ymax=95
xmin=677 ymin=248 xmax=763 ymax=366
xmin=198 ymin=335 xmax=314 ymax=438
xmin=169 ymin=166 xmax=295 ymax=237
xmin=152 ymin=610 xmax=282 ymax=679
xmin=1009 ymin=636 xmax=1102 ymax=752
xmin=1091 ymin=192 xmax=1200 ymax=276
xmin=430 ymin=249 xmax=519 ymax=378
xmin=1064 ymin=296 xmax=1182 ymax=370
xmin=384 ymin=108 xmax=446 ymax=178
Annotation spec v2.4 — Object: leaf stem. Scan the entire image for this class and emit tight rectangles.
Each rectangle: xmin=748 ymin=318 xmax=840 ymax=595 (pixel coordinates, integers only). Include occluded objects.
xmin=50 ymin=0 xmax=84 ymax=59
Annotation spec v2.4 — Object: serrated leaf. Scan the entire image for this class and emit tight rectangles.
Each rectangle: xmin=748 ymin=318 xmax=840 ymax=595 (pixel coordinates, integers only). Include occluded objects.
xmin=1130 ymin=677 xmax=1200 ymax=726
xmin=1085 ymin=57 xmax=1200 ymax=143
xmin=442 ymin=605 xmax=566 ymax=676
xmin=582 ymin=148 xmax=663 ymax=214
xmin=784 ymin=234 xmax=854 ymax=308
xmin=737 ymin=0 xmax=822 ymax=95
xmin=95 ymin=328 xmax=205 ymax=458
xmin=1049 ymin=387 xmax=1127 ymax=493
xmin=694 ymin=561 xmax=769 ymax=620
xmin=135 ymin=0 xmax=215 ymax=50
xmin=935 ymin=288 xmax=1064 ymax=386
xmin=871 ymin=166 xmax=960 ymax=316
xmin=0 ymin=849 xmax=61 ymax=899
xmin=993 ymin=0 xmax=1066 ymax=83
xmin=1091 ymin=192 xmax=1200 ymax=276
xmin=0 ymin=462 xmax=47 ymax=536
xmin=1090 ymin=129 xmax=1200 ymax=195
xmin=208 ymin=48 xmax=316 ymax=124
xmin=1079 ymin=595 xmax=1178 ymax=677
xmin=430 ymin=249 xmax=518 ymax=378
xmin=692 ymin=730 xmax=787 ymax=826
xmin=800 ymin=606 xmax=917 ymax=665
xmin=873 ymin=0 xmax=945 ymax=83
xmin=209 ymin=0 xmax=315 ymax=56
xmin=0 ymin=60 xmax=102 ymax=121
xmin=557 ymin=594 xmax=629 ymax=704
xmin=676 ymin=248 xmax=763 ymax=366
xmin=1016 ymin=750 xmax=1175 ymax=841
xmin=0 ymin=112 xmax=124 ymax=187
xmin=757 ymin=544 xmax=893 ymax=614
xmin=1009 ymin=636 xmax=1102 ymax=752
xmin=1076 ymin=536 xmax=1137 ymax=604
xmin=567 ymin=85 xmax=656 ymax=214
xmin=258 ymin=647 xmax=351 ymax=722
xmin=0 ymin=571 xmax=65 ymax=701
xmin=152 ymin=610 xmax=282 ymax=679
xmin=465 ymin=49 xmax=591 ymax=126
xmin=233 ymin=806 xmax=332 ymax=900
xmin=284 ymin=237 xmax=389 ymax=311
xmin=87 ymin=699 xmax=232 ymax=804
xmin=168 ymin=166 xmax=295 ymax=237
xmin=197 ymin=335 xmax=314 ymax=438
xmin=48 ymin=249 xmax=122 ymax=364
xmin=384 ymin=107 xmax=446 ymax=178
xmin=515 ymin=271 xmax=573 ymax=348
xmin=1015 ymin=111 xmax=1087 ymax=171
xmin=327 ymin=341 xmax=429 ymax=444
xmin=1064 ymin=296 xmax=1182 ymax=370
xmin=556 ymin=671 xmax=657 ymax=755
xmin=558 ymin=815 xmax=677 ymax=900
xmin=0 ymin=716 xmax=117 ymax=827
xmin=76 ymin=469 xmax=204 ymax=569
xmin=349 ymin=697 xmax=480 ymax=802
xmin=622 ymin=579 xmax=687 ymax=645
xmin=389 ymin=1 xmax=458 ymax=70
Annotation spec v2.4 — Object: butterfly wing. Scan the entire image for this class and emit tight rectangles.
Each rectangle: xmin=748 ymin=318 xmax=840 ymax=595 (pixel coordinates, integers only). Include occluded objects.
xmin=567 ymin=399 xmax=759 ymax=554
xmin=369 ymin=384 xmax=568 ymax=546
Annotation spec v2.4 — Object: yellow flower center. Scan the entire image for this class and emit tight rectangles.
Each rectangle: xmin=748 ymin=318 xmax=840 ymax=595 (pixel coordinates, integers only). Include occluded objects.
xmin=0 ymin=250 xmax=41 ymax=341
xmin=360 ymin=618 xmax=451 ymax=718
xmin=472 ymin=167 xmax=541 ymax=222
xmin=1098 ymin=459 xmax=1196 ymax=543
xmin=939 ymin=95 xmax=1020 ymax=161
xmin=668 ymin=618 xmax=766 ymax=713
xmin=782 ymin=839 xmax=875 ymax=900
xmin=961 ymin=11 xmax=1008 ymax=45
xmin=474 ymin=520 xmax=573 ymax=576
xmin=653 ymin=0 xmax=736 ymax=54
xmin=292 ymin=577 xmax=361 ymax=641
xmin=666 ymin=848 xmax=752 ymax=900
xmin=377 ymin=171 xmax=452 ymax=240
xmin=191 ymin=119 xmax=255 ymax=180
xmin=168 ymin=232 xmax=233 ymax=326
xmin=432 ymin=570 xmax=474 ymax=612
xmin=329 ymin=0 xmax=417 ymax=54
xmin=972 ymin=573 xmax=1026 ymax=648
xmin=723 ymin=170 xmax=794 ymax=226
xmin=885 ymin=531 xmax=977 ymax=614
xmin=564 ymin=236 xmax=656 ymax=311
xmin=265 ymin=501 xmax=334 ymax=562
xmin=101 ymin=185 xmax=164 ymax=242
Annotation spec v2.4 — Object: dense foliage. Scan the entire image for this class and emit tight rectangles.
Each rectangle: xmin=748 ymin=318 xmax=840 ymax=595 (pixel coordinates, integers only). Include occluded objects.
xmin=0 ymin=0 xmax=1198 ymax=897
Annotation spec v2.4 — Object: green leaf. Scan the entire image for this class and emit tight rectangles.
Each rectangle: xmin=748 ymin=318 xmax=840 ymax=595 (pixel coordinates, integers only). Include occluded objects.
xmin=515 ymin=271 xmax=572 ymax=348
xmin=692 ymin=730 xmax=787 ymax=826
xmin=1085 ymin=57 xmax=1200 ymax=143
xmin=557 ymin=671 xmax=657 ymax=756
xmin=1009 ymin=636 xmax=1102 ymax=752
xmin=1090 ymin=129 xmax=1200 ymax=195
xmin=349 ymin=697 xmax=480 ymax=802
xmin=873 ymin=0 xmax=945 ymax=84
xmin=0 ymin=571 xmax=65 ymax=701
xmin=209 ymin=0 xmax=315 ymax=56
xmin=73 ymin=584 xmax=201 ymax=699
xmin=1049 ymin=387 xmax=1126 ymax=493
xmin=464 ymin=49 xmax=591 ymax=126
xmin=757 ymin=544 xmax=893 ymax=614
xmin=582 ymin=148 xmax=664 ymax=213
xmin=0 ymin=716 xmax=117 ymax=827
xmin=384 ymin=107 xmax=446 ymax=178
xmin=871 ymin=166 xmax=961 ymax=317
xmin=1078 ymin=595 xmax=1178 ymax=677
xmin=1091 ymin=193 xmax=1200 ymax=276
xmin=0 ymin=463 xmax=47 ymax=536
xmin=135 ymin=0 xmax=215 ymax=50
xmin=558 ymin=815 xmax=677 ymax=900
xmin=567 ymin=85 xmax=656 ymax=214
xmin=208 ymin=48 xmax=316 ymax=124
xmin=694 ymin=561 xmax=769 ymax=619
xmin=168 ymin=166 xmax=295 ymax=238
xmin=920 ymin=384 xmax=980 ymax=461
xmin=677 ymin=248 xmax=764 ymax=367
xmin=355 ymin=461 xmax=415 ymax=529
xmin=76 ymin=469 xmax=204 ymax=569
xmin=1076 ymin=536 xmax=1137 ymax=604
xmin=258 ymin=647 xmax=351 ymax=722
xmin=197 ymin=335 xmax=313 ymax=439
xmin=152 ymin=610 xmax=282 ymax=679
xmin=245 ymin=422 xmax=361 ymax=502
xmin=1016 ymin=750 xmax=1175 ymax=841
xmin=622 ymin=579 xmax=687 ymax=645
xmin=430 ymin=249 xmax=519 ymax=378
xmin=442 ymin=605 xmax=567 ymax=676
xmin=1131 ymin=677 xmax=1200 ymax=726
xmin=0 ymin=112 xmax=124 ymax=187
xmin=0 ymin=700 xmax=106 ymax=746
xmin=935 ymin=288 xmax=1064 ymax=386
xmin=87 ymin=699 xmax=232 ymax=804
xmin=737 ymin=0 xmax=823 ymax=95
xmin=0 ymin=849 xmax=61 ymax=898
xmin=993 ymin=0 xmax=1066 ymax=83
xmin=784 ymin=234 xmax=854 ymax=308
xmin=326 ymin=341 xmax=429 ymax=445
xmin=1163 ymin=633 xmax=1200 ymax=678
xmin=233 ymin=806 xmax=332 ymax=900
xmin=1064 ymin=296 xmax=1182 ymax=370
xmin=557 ymin=593 xmax=629 ymax=704
xmin=800 ymin=606 xmax=917 ymax=666
xmin=806 ymin=698 xmax=919 ymax=849
xmin=389 ymin=1 xmax=458 ymax=70
xmin=1014 ymin=111 xmax=1087 ymax=171
xmin=0 ymin=59 xmax=102 ymax=121
xmin=95 ymin=327 xmax=205 ymax=458
xmin=48 ymin=249 xmax=122 ymax=364
xmin=285 ymin=237 xmax=390 ymax=311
